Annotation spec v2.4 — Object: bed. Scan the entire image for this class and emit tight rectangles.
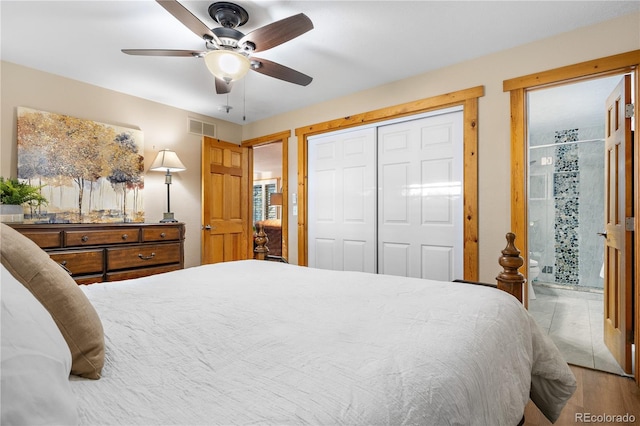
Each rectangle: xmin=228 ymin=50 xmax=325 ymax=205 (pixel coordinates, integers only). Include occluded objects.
xmin=254 ymin=219 xmax=283 ymax=257
xmin=0 ymin=223 xmax=576 ymax=425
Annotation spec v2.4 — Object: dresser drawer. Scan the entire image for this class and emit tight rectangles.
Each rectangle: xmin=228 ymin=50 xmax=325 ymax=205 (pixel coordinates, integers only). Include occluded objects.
xmin=49 ymin=249 xmax=104 ymax=275
xmin=21 ymin=231 xmax=63 ymax=248
xmin=106 ymin=243 xmax=182 ymax=271
xmin=142 ymin=226 xmax=181 ymax=242
xmin=66 ymin=229 xmax=140 ymax=246
xmin=74 ymin=275 xmax=104 ymax=285
xmin=106 ymin=264 xmax=182 ymax=282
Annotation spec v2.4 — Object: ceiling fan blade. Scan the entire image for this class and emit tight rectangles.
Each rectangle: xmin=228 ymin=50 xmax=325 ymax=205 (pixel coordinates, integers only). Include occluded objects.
xmin=122 ymin=49 xmax=206 ymax=57
xmin=239 ymin=13 xmax=313 ymax=53
xmin=156 ymin=0 xmax=221 ymax=45
xmin=250 ymin=57 xmax=312 ymax=86
xmin=215 ymin=78 xmax=233 ymax=94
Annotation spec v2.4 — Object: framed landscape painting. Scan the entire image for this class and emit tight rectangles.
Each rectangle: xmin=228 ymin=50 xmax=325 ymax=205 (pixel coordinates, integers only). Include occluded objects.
xmin=16 ymin=107 xmax=145 ymax=223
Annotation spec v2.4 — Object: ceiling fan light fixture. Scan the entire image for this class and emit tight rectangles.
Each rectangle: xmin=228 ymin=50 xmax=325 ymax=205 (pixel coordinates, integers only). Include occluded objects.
xmin=204 ymin=50 xmax=250 ymax=83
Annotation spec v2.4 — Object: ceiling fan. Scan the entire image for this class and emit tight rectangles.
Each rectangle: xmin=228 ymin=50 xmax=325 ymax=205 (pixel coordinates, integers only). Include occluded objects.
xmin=122 ymin=0 xmax=313 ymax=94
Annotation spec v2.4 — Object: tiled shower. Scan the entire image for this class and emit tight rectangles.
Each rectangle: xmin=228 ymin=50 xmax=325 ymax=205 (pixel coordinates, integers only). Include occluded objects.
xmin=529 ymin=127 xmax=606 ymax=289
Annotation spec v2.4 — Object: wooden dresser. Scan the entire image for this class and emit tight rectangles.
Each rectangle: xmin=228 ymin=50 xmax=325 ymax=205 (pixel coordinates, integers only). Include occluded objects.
xmin=9 ymin=223 xmax=185 ymax=284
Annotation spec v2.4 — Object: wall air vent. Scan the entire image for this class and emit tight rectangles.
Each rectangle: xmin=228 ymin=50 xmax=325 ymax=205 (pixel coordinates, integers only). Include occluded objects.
xmin=188 ymin=118 xmax=216 ymax=138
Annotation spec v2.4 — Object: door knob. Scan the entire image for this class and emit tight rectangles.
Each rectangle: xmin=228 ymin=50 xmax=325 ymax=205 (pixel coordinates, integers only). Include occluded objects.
xmin=597 ymin=232 xmax=607 ymax=238
xmin=204 ymin=225 xmax=212 ymax=230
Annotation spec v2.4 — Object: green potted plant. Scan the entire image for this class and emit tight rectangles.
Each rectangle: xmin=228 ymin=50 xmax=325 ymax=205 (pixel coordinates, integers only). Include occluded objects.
xmin=0 ymin=177 xmax=48 ymax=223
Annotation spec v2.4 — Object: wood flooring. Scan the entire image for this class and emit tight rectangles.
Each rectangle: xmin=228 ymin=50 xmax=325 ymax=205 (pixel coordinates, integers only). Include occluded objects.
xmin=524 ymin=365 xmax=640 ymax=425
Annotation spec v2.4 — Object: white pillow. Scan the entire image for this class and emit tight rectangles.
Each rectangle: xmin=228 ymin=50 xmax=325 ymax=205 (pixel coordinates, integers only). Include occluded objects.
xmin=1 ymin=264 xmax=79 ymax=425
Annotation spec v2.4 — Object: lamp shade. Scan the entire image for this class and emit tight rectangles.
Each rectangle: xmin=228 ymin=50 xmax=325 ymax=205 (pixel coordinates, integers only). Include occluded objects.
xmin=150 ymin=149 xmax=186 ymax=172
xmin=269 ymin=192 xmax=283 ymax=206
xmin=204 ymin=50 xmax=251 ymax=83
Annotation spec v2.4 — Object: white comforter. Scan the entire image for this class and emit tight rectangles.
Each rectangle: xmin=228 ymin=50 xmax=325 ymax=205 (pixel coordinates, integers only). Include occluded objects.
xmin=70 ymin=260 xmax=575 ymax=425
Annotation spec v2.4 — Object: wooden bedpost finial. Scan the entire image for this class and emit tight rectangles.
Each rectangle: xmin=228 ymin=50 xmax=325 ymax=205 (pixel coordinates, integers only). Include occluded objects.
xmin=254 ymin=223 xmax=269 ymax=260
xmin=496 ymin=232 xmax=525 ymax=303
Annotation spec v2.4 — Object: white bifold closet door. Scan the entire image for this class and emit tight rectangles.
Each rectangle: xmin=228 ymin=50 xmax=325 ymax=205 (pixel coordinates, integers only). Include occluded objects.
xmin=308 ymin=109 xmax=463 ymax=280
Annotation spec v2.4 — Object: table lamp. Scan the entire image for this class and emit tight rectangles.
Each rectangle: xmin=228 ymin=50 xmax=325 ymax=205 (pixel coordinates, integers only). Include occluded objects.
xmin=150 ymin=149 xmax=186 ymax=223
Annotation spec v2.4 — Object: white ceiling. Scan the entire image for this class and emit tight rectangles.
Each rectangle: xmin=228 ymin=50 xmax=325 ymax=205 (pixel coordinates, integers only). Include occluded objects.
xmin=2 ymin=1 xmax=639 ymax=125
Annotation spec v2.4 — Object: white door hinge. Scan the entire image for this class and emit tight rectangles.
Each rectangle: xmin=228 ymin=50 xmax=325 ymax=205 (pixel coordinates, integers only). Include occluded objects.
xmin=625 ymin=103 xmax=634 ymax=118
xmin=625 ymin=217 xmax=635 ymax=232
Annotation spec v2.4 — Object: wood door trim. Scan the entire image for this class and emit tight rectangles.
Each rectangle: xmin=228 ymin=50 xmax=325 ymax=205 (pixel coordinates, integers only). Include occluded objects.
xmin=504 ymin=50 xmax=640 ymax=382
xmin=242 ymin=130 xmax=290 ymax=260
xmin=296 ymin=86 xmax=484 ymax=137
xmin=295 ymin=85 xmax=483 ymax=281
xmin=242 ymin=130 xmax=290 ymax=147
xmin=503 ymin=50 xmax=640 ymax=91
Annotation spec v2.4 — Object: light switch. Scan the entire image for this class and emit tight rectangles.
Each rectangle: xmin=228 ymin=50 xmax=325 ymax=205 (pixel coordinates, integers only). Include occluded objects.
xmin=541 ymin=156 xmax=553 ymax=165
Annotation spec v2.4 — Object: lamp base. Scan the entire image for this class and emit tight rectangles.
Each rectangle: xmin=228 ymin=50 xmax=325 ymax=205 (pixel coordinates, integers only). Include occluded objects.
xmin=160 ymin=212 xmax=178 ymax=223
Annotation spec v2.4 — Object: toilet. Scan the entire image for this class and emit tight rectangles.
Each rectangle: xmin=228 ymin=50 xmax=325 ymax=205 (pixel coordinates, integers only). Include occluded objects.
xmin=529 ymin=259 xmax=540 ymax=281
xmin=529 ymin=259 xmax=540 ymax=300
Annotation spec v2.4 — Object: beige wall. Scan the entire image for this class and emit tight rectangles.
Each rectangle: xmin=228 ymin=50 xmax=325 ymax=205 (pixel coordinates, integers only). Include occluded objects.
xmin=2 ymin=12 xmax=639 ymax=279
xmin=242 ymin=12 xmax=640 ymax=282
xmin=0 ymin=61 xmax=243 ymax=268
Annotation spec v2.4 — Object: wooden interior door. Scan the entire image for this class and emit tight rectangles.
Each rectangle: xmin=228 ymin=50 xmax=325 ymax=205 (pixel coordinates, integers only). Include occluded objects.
xmin=603 ymin=74 xmax=633 ymax=374
xmin=202 ymin=136 xmax=250 ymax=264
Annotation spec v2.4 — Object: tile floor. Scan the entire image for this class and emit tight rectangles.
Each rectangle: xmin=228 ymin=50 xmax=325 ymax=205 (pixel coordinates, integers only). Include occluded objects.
xmin=528 ymin=283 xmax=628 ymax=376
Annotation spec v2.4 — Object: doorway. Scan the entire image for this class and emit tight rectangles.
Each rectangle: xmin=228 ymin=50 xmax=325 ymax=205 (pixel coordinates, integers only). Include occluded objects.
xmin=243 ymin=130 xmax=290 ymax=262
xmin=252 ymin=142 xmax=284 ymax=258
xmin=503 ymin=50 xmax=640 ymax=382
xmin=526 ymin=75 xmax=629 ymax=375
xmin=505 ymin=51 xmax=640 ymax=380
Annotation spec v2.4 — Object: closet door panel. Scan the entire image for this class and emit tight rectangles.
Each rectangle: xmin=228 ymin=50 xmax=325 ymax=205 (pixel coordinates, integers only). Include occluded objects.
xmin=381 ymin=242 xmax=410 ymax=277
xmin=315 ymin=169 xmax=336 ymax=221
xmin=381 ymin=162 xmax=410 ymax=223
xmin=421 ymin=159 xmax=453 ymax=224
xmin=343 ymin=240 xmax=366 ymax=272
xmin=378 ymin=111 xmax=463 ymax=280
xmin=308 ymin=128 xmax=376 ymax=272
xmin=314 ymin=238 xmax=336 ymax=270
xmin=421 ymin=246 xmax=454 ymax=281
xmin=343 ymin=166 xmax=366 ymax=222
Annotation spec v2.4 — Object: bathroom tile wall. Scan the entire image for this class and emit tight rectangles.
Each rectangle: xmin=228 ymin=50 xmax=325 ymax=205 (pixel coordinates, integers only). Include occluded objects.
xmin=577 ymin=127 xmax=605 ymax=288
xmin=528 ymin=126 xmax=604 ymax=289
xmin=554 ymin=129 xmax=580 ymax=285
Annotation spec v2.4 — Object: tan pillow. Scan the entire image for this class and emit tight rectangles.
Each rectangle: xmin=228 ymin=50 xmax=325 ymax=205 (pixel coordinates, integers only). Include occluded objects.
xmin=0 ymin=223 xmax=104 ymax=379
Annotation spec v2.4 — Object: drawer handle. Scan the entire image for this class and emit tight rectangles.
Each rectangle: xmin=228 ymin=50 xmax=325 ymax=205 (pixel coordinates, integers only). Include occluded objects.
xmin=81 ymin=235 xmax=89 ymax=242
xmin=138 ymin=252 xmax=156 ymax=261
xmin=122 ymin=234 xmax=128 ymax=240
xmin=160 ymin=232 xmax=166 ymax=238
xmin=58 ymin=261 xmax=72 ymax=275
